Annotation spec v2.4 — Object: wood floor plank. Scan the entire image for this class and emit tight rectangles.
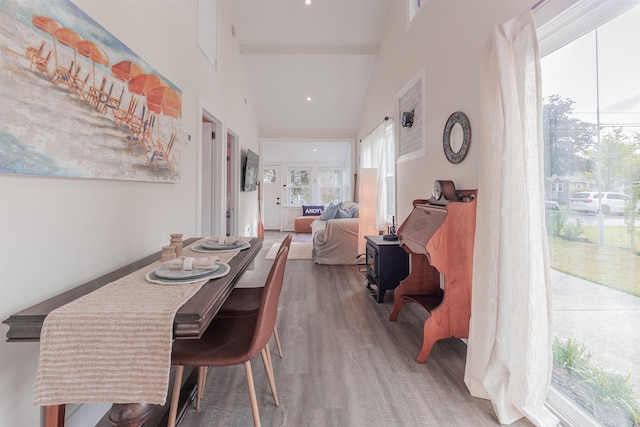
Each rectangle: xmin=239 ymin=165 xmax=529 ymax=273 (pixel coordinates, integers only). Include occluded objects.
xmin=176 ymin=231 xmax=535 ymax=427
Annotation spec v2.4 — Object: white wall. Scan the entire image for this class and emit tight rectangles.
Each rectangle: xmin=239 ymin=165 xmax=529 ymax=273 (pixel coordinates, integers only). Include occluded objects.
xmin=0 ymin=1 xmax=259 ymax=425
xmin=358 ymin=0 xmax=533 ymax=222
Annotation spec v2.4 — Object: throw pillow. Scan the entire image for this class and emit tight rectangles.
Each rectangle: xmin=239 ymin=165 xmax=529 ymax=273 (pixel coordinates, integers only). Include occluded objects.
xmin=302 ymin=205 xmax=324 ymax=216
xmin=320 ymin=202 xmax=342 ymax=220
xmin=334 ymin=208 xmax=352 ymax=219
xmin=341 ymin=201 xmax=358 ymax=211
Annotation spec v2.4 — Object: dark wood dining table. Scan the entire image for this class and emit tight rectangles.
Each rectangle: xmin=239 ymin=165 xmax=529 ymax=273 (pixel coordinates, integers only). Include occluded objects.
xmin=3 ymin=237 xmax=263 ymax=427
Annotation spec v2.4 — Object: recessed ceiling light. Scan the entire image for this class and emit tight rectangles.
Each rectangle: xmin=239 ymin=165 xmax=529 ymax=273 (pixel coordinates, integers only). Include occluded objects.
xmin=306 ymin=96 xmax=312 ymax=101
xmin=305 ymin=0 xmax=311 ymax=5
xmin=312 ymin=148 xmax=318 ymax=152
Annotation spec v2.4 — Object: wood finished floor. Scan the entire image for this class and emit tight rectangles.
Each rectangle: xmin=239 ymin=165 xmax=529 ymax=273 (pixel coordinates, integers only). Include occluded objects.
xmin=176 ymin=231 xmax=534 ymax=427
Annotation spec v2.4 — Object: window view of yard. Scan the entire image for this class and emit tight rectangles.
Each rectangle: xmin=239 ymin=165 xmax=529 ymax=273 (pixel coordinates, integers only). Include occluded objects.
xmin=288 ymin=168 xmax=311 ymax=205
xmin=319 ymin=168 xmax=343 ymax=205
xmin=541 ymin=5 xmax=640 ymax=426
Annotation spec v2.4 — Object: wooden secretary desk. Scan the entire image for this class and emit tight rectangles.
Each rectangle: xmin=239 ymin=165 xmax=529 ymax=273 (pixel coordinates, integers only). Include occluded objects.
xmin=390 ymin=191 xmax=477 ymax=362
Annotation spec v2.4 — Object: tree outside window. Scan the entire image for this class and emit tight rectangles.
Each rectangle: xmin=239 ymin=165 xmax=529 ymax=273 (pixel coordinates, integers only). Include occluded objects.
xmin=263 ymin=168 xmax=276 ymax=183
xmin=319 ymin=168 xmax=342 ymax=205
xmin=288 ymin=168 xmax=310 ymax=205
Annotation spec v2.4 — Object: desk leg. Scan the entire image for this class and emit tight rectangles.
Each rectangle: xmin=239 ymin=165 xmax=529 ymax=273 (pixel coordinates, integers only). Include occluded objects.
xmin=108 ymin=403 xmax=154 ymax=427
xmin=41 ymin=405 xmax=65 ymax=427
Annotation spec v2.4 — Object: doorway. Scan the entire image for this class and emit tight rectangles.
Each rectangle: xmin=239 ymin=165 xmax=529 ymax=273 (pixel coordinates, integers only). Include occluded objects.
xmin=262 ymin=165 xmax=282 ymax=230
xmin=201 ymin=112 xmax=237 ymax=238
xmin=201 ymin=118 xmax=216 ymax=237
xmin=226 ymin=131 xmax=239 ymax=236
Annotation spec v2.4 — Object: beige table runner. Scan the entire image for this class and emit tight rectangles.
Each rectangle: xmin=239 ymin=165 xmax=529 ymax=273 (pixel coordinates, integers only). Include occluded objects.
xmin=34 ymin=238 xmax=249 ymax=406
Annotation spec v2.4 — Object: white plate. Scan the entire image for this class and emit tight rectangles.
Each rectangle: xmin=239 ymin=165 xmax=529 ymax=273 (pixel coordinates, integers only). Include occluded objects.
xmin=192 ymin=240 xmax=250 ymax=253
xmin=154 ymin=264 xmax=220 ymax=280
xmin=145 ymin=263 xmax=231 ymax=285
xmin=201 ymin=239 xmax=246 ymax=250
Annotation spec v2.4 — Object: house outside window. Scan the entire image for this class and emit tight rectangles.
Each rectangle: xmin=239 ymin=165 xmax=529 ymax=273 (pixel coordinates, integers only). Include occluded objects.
xmin=319 ymin=168 xmax=343 ymax=205
xmin=550 ymin=182 xmax=564 ymax=201
xmin=287 ymin=168 xmax=311 ymax=205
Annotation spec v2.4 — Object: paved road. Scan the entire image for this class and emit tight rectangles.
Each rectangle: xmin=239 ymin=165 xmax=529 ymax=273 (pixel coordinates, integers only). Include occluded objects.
xmin=551 ymin=269 xmax=640 ymax=392
xmin=561 ymin=211 xmax=635 ymax=226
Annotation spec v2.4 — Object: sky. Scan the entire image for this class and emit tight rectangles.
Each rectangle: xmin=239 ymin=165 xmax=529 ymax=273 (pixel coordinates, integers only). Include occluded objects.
xmin=541 ymin=5 xmax=640 ymax=130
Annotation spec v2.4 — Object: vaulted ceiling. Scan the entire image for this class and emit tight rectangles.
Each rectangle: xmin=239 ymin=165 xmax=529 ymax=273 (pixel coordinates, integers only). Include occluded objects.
xmin=229 ymin=0 xmax=391 ymax=140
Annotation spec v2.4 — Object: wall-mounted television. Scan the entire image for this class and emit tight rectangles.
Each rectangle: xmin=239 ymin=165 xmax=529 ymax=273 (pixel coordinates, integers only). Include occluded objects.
xmin=242 ymin=149 xmax=259 ymax=192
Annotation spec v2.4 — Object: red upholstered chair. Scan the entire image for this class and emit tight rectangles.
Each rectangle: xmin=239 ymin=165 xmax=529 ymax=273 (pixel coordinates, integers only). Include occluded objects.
xmin=216 ymin=234 xmax=292 ymax=358
xmin=168 ymin=243 xmax=290 ymax=427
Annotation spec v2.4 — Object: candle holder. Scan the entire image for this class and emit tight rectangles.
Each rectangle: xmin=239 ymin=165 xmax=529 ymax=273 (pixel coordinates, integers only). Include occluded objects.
xmin=161 ymin=245 xmax=177 ymax=261
xmin=170 ymin=234 xmax=183 ymax=257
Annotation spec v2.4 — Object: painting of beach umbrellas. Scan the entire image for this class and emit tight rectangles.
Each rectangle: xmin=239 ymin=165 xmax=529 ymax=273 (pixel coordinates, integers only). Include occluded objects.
xmin=0 ymin=0 xmax=182 ymax=182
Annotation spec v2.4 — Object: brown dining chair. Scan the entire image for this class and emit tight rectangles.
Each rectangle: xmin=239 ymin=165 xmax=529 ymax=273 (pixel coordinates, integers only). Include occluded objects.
xmin=168 ymin=244 xmax=290 ymax=427
xmin=190 ymin=235 xmax=292 ymax=411
xmin=216 ymin=234 xmax=292 ymax=358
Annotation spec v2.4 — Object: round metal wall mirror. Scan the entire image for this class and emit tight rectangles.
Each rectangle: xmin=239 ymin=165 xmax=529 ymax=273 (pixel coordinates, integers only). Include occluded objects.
xmin=443 ymin=111 xmax=471 ymax=164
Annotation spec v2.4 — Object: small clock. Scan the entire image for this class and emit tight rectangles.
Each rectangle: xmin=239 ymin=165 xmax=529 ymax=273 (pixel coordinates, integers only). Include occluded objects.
xmin=429 ymin=180 xmax=457 ymax=206
xmin=432 ymin=181 xmax=443 ymax=200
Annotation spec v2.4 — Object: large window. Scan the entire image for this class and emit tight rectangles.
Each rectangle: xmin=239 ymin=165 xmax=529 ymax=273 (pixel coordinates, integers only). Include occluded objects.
xmin=287 ymin=168 xmax=311 ymax=205
xmin=360 ymin=119 xmax=396 ymax=228
xmin=382 ymin=123 xmax=396 ymax=223
xmin=319 ymin=168 xmax=343 ymax=205
xmin=538 ymin=3 xmax=640 ymax=426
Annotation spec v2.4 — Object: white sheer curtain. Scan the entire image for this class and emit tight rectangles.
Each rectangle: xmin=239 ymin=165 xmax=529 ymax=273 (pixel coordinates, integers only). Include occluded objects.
xmin=463 ymin=10 xmax=558 ymax=427
xmin=360 ymin=119 xmax=393 ymax=230
xmin=359 ymin=124 xmax=383 ymax=169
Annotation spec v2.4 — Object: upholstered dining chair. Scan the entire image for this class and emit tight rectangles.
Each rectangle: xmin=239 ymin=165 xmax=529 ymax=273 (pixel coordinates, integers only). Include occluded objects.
xmin=186 ymin=235 xmax=292 ymax=414
xmin=215 ymin=234 xmax=292 ymax=358
xmin=168 ymin=244 xmax=290 ymax=427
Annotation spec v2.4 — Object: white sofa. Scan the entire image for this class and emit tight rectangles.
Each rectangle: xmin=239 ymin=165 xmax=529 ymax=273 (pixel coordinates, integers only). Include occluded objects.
xmin=311 ymin=201 xmax=360 ymax=265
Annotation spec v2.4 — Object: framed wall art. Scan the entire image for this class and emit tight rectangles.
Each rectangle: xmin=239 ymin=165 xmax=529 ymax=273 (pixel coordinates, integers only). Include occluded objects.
xmin=0 ymin=0 xmax=182 ymax=182
xmin=396 ymin=68 xmax=425 ymax=163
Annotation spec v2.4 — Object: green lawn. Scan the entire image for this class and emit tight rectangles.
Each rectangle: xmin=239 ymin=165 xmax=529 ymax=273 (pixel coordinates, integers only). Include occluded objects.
xmin=581 ymin=224 xmax=639 ymax=251
xmin=549 ymin=233 xmax=640 ymax=297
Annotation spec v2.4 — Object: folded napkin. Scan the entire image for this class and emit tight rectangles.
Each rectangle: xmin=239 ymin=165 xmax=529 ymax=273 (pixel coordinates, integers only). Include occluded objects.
xmin=162 ymin=256 xmax=219 ymax=271
xmin=217 ymin=237 xmax=240 ymax=245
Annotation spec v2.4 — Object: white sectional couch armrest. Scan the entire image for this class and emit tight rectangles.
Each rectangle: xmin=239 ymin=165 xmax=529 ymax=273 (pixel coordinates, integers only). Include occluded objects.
xmin=310 ymin=219 xmax=327 ymax=237
xmin=312 ymin=218 xmax=359 ymax=265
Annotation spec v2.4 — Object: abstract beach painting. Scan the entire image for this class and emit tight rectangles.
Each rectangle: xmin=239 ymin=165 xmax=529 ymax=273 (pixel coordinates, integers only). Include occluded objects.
xmin=0 ymin=0 xmax=182 ymax=183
